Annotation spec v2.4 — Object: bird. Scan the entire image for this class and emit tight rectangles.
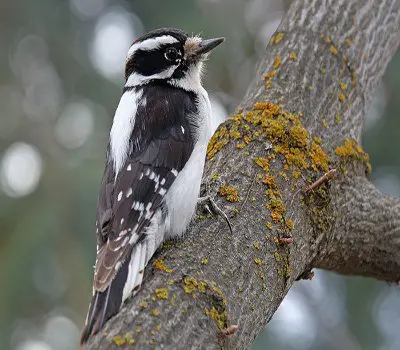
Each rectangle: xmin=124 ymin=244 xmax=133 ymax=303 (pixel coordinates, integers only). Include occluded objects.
xmin=80 ymin=28 xmax=224 ymax=344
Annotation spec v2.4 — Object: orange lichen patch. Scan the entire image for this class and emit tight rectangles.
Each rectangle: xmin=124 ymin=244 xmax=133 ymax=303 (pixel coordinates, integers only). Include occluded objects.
xmin=273 ymin=56 xmax=282 ymax=69
xmin=285 ymin=147 xmax=309 ymax=169
xmin=206 ymin=100 xmax=332 ymax=230
xmin=292 ymin=168 xmax=302 ymax=179
xmin=267 ymin=197 xmax=286 ymax=223
xmin=321 ymin=119 xmax=328 ymax=128
xmin=254 ymin=102 xmax=281 ymax=115
xmin=338 ymin=92 xmax=346 ymax=102
xmin=279 ymin=171 xmax=289 ymax=181
xmin=335 ymin=139 xmax=371 ymax=173
xmin=263 ymin=69 xmax=277 ymax=80
xmin=310 ymin=142 xmax=329 ymax=172
xmin=289 ymin=51 xmax=297 ymax=60
xmin=218 ymin=185 xmax=240 ymax=202
xmin=336 ymin=139 xmax=363 ymax=157
xmin=183 ymin=276 xmax=208 ymax=294
xmin=324 ymin=36 xmax=332 ymax=43
xmin=330 ymin=45 xmax=338 ymax=55
xmin=289 ymin=125 xmax=309 ymax=147
xmin=229 ymin=117 xmax=242 ymax=140
xmin=264 ymin=116 xmax=287 ymax=140
xmin=270 ymin=32 xmax=284 ymax=44
xmin=207 ymin=126 xmax=229 ymax=159
xmin=335 ymin=114 xmax=341 ymax=123
xmin=266 ymin=221 xmax=273 ymax=230
xmin=264 ymin=69 xmax=277 ymax=89
xmin=153 ymin=259 xmax=173 ymax=273
xmin=339 ymin=82 xmax=347 ymax=91
xmin=254 ymin=157 xmax=270 ymax=172
xmin=286 ymin=219 xmax=294 ymax=230
xmin=263 ymin=174 xmax=276 ymax=187
xmin=205 ymin=307 xmax=227 ymax=329
xmin=346 ymin=38 xmax=352 ymax=47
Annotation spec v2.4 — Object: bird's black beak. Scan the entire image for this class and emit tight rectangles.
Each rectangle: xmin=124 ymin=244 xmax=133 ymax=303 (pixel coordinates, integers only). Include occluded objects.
xmin=195 ymin=37 xmax=225 ymax=56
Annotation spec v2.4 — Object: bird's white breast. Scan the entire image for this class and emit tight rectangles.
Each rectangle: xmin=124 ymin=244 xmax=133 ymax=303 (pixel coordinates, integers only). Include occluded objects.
xmin=164 ymin=87 xmax=212 ymax=238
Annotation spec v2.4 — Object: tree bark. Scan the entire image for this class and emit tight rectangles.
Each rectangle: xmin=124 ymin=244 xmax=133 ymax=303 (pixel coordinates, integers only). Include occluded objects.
xmin=85 ymin=0 xmax=400 ymax=349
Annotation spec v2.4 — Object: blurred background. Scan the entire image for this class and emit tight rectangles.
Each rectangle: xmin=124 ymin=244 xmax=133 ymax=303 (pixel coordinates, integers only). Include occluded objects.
xmin=0 ymin=0 xmax=399 ymax=349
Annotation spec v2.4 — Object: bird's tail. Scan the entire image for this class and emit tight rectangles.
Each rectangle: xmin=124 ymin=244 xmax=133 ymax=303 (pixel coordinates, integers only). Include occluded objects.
xmin=80 ymin=242 xmax=147 ymax=345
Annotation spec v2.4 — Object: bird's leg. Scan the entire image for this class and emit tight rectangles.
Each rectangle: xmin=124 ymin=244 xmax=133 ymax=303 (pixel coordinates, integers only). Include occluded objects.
xmin=198 ymin=183 xmax=233 ymax=235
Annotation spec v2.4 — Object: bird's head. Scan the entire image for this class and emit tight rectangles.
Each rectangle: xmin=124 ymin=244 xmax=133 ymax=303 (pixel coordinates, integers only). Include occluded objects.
xmin=124 ymin=28 xmax=224 ymax=90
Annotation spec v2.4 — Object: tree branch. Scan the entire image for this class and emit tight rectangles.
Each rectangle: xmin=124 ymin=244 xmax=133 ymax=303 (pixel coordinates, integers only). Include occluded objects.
xmin=85 ymin=0 xmax=400 ymax=348
xmin=316 ymin=174 xmax=400 ymax=281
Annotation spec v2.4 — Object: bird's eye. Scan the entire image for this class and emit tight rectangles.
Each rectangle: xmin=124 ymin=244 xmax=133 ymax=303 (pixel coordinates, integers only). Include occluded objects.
xmin=165 ymin=47 xmax=180 ymax=62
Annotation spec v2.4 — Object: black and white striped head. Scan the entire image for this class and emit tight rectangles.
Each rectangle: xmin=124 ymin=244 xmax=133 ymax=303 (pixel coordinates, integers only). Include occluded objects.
xmin=124 ymin=28 xmax=224 ymax=91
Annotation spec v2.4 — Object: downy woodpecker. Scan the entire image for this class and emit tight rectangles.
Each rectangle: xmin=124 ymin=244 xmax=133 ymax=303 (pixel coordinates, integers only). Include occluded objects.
xmin=80 ymin=28 xmax=224 ymax=344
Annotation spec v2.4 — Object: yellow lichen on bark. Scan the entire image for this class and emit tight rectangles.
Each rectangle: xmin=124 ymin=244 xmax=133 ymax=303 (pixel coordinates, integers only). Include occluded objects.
xmin=153 ymin=259 xmax=173 ymax=273
xmin=335 ymin=139 xmax=371 ymax=173
xmin=218 ymin=185 xmax=240 ymax=202
xmin=270 ymin=32 xmax=284 ymax=44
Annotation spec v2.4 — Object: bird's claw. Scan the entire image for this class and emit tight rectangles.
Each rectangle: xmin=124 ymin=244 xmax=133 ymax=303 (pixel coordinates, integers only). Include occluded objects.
xmin=198 ymin=195 xmax=233 ymax=235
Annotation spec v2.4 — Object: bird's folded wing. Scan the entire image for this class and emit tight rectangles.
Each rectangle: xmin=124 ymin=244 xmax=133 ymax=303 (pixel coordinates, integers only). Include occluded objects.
xmin=93 ymin=124 xmax=195 ymax=292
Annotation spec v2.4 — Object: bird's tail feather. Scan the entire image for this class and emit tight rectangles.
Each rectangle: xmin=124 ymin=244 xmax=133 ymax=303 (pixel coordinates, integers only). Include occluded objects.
xmin=80 ymin=242 xmax=148 ymax=345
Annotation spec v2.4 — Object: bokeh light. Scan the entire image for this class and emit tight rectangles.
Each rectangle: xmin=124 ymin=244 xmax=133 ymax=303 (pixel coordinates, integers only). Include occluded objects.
xmin=0 ymin=142 xmax=42 ymax=197
xmin=55 ymin=101 xmax=95 ymax=149
xmin=90 ymin=7 xmax=143 ymax=81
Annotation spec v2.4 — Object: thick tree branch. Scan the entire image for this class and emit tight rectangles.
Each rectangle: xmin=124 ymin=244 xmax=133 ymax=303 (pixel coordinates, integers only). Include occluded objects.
xmin=316 ymin=174 xmax=400 ymax=281
xmin=86 ymin=0 xmax=400 ymax=349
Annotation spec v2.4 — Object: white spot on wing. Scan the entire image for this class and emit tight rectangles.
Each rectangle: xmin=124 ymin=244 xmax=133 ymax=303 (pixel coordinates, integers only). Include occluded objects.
xmin=181 ymin=126 xmax=185 ymax=134
xmin=126 ymin=187 xmax=133 ymax=198
xmin=159 ymin=187 xmax=166 ymax=196
xmin=120 ymin=218 xmax=124 ymax=225
xmin=127 ymin=164 xmax=131 ymax=171
xmin=171 ymin=169 xmax=178 ymax=177
xmin=117 ymin=191 xmax=123 ymax=201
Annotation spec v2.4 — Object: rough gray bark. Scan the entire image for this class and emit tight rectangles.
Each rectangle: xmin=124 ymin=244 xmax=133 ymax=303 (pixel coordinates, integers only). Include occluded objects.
xmin=86 ymin=0 xmax=400 ymax=349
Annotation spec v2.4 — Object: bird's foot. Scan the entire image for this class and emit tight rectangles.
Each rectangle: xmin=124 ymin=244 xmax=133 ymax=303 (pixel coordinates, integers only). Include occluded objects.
xmin=198 ymin=195 xmax=233 ymax=235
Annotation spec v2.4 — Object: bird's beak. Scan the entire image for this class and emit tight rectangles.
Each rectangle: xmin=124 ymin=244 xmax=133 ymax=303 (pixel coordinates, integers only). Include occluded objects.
xmin=194 ymin=37 xmax=225 ymax=56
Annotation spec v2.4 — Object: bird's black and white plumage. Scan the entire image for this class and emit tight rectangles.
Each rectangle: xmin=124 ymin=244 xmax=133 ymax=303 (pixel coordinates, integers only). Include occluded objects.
xmin=80 ymin=28 xmax=224 ymax=344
